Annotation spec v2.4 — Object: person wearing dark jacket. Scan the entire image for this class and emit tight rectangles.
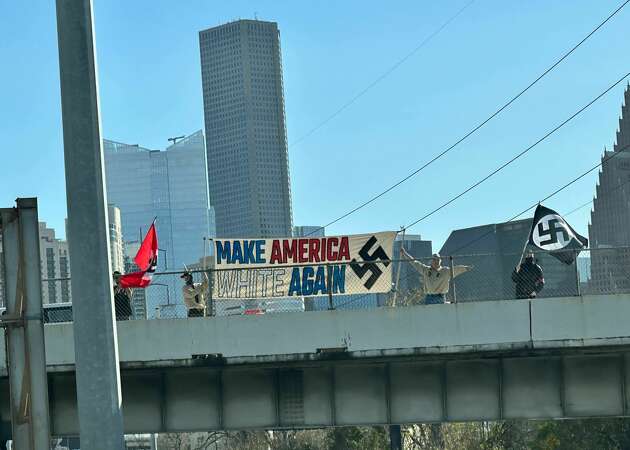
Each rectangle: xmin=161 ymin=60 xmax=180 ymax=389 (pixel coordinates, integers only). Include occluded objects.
xmin=113 ymin=271 xmax=133 ymax=320
xmin=511 ymin=251 xmax=544 ymax=299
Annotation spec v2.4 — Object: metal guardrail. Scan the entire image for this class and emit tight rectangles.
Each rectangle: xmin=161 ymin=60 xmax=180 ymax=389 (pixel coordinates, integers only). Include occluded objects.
xmin=6 ymin=247 xmax=630 ymax=323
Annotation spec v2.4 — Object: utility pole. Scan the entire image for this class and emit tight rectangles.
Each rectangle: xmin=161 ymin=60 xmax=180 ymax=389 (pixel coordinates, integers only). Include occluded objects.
xmin=390 ymin=424 xmax=403 ymax=450
xmin=1 ymin=198 xmax=51 ymax=449
xmin=55 ymin=1 xmax=125 ymax=448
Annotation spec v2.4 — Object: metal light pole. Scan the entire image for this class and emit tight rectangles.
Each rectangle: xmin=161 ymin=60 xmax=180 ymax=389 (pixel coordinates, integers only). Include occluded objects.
xmin=55 ymin=1 xmax=125 ymax=448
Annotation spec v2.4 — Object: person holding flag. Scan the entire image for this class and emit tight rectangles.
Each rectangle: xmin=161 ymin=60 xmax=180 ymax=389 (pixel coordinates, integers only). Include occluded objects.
xmin=181 ymin=269 xmax=209 ymax=318
xmin=116 ymin=220 xmax=158 ymax=319
xmin=527 ymin=204 xmax=588 ymax=265
xmin=512 ymin=203 xmax=588 ymax=299
xmin=118 ymin=220 xmax=158 ymax=288
xmin=511 ymin=251 xmax=544 ymax=299
xmin=112 ymin=271 xmax=133 ymax=320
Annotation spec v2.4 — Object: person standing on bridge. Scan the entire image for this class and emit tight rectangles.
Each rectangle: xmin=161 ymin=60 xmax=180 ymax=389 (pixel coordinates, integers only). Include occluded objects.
xmin=400 ymin=249 xmax=472 ymax=304
xmin=511 ymin=250 xmax=544 ymax=299
xmin=181 ymin=270 xmax=209 ymax=317
xmin=113 ymin=271 xmax=133 ymax=320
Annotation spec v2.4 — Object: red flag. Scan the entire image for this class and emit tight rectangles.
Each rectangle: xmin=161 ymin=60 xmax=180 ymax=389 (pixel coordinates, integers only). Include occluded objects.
xmin=119 ymin=267 xmax=155 ymax=288
xmin=135 ymin=221 xmax=158 ymax=271
xmin=119 ymin=220 xmax=158 ymax=288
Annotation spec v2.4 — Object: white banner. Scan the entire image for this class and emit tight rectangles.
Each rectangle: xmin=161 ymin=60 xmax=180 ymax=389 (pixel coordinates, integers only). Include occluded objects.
xmin=212 ymin=232 xmax=396 ymax=300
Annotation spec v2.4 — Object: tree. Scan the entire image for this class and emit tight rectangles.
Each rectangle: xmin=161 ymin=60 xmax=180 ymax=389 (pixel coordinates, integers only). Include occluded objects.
xmin=326 ymin=427 xmax=388 ymax=450
xmin=530 ymin=419 xmax=630 ymax=450
xmin=158 ymin=431 xmax=226 ymax=450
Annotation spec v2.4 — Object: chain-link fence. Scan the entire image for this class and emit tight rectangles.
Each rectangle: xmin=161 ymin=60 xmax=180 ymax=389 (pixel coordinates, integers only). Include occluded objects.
xmin=3 ymin=246 xmax=630 ymax=323
xmin=391 ymin=247 xmax=630 ymax=305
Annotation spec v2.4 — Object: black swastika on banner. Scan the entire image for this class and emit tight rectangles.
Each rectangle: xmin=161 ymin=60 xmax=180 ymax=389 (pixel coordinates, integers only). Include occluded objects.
xmin=537 ymin=218 xmax=570 ymax=247
xmin=350 ymin=236 xmax=391 ymax=289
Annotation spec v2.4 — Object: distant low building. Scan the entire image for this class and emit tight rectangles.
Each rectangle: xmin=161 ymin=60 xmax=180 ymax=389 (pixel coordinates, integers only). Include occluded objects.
xmin=39 ymin=222 xmax=72 ymax=305
xmin=293 ymin=225 xmax=325 ymax=238
xmin=439 ymin=219 xmax=579 ymax=302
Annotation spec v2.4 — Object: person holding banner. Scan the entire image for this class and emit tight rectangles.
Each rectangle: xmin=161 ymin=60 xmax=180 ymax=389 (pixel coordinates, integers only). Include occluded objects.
xmin=181 ymin=270 xmax=209 ymax=318
xmin=400 ymin=249 xmax=472 ymax=304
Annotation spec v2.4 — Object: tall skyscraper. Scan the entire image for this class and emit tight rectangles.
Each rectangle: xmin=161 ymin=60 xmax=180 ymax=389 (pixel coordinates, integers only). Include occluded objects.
xmin=104 ymin=131 xmax=215 ymax=317
xmin=589 ymin=86 xmax=630 ymax=293
xmin=104 ymin=130 xmax=215 ymax=271
xmin=440 ymin=219 xmax=578 ymax=301
xmin=199 ymin=19 xmax=293 ymax=238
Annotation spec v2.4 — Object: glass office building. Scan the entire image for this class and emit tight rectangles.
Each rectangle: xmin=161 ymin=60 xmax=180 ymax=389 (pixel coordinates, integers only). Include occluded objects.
xmin=104 ymin=131 xmax=215 ymax=316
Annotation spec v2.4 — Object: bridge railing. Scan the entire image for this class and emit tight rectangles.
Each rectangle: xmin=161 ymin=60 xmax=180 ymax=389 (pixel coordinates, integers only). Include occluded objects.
xmin=10 ymin=246 xmax=630 ymax=323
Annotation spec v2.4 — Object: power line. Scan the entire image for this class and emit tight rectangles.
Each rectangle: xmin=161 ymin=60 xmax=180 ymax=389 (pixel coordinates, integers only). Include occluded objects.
xmin=289 ymin=0 xmax=476 ymax=148
xmin=449 ymin=142 xmax=630 ymax=255
xmin=307 ymin=0 xmax=630 ymax=237
xmin=402 ymin=72 xmax=630 ymax=230
xmin=336 ymin=144 xmax=630 ymax=309
xmin=564 ymin=176 xmax=630 ymax=217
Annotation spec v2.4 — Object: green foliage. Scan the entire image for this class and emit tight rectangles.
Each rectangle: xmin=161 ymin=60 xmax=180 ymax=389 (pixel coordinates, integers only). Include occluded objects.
xmin=529 ymin=419 xmax=630 ymax=450
xmin=156 ymin=419 xmax=630 ymax=450
xmin=326 ymin=426 xmax=389 ymax=450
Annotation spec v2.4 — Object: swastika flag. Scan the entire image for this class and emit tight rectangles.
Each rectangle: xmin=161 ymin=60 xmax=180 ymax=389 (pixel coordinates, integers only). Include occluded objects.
xmin=527 ymin=204 xmax=588 ymax=265
xmin=119 ymin=220 xmax=158 ymax=288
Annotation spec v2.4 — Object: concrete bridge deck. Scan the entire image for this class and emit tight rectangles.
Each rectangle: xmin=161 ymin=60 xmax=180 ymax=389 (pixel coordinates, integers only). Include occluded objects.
xmin=2 ymin=295 xmax=630 ymax=435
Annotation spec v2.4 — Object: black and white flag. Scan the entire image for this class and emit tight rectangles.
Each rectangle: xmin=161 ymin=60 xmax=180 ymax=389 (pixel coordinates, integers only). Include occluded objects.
xmin=527 ymin=204 xmax=588 ymax=265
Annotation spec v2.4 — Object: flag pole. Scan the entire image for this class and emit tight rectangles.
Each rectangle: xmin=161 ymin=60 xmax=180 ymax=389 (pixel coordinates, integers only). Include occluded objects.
xmin=202 ymin=237 xmax=207 ymax=271
xmin=516 ymin=234 xmax=531 ymax=272
xmin=393 ymin=227 xmax=405 ymax=307
xmin=207 ymin=237 xmax=214 ymax=317
xmin=519 ymin=202 xmax=540 ymax=268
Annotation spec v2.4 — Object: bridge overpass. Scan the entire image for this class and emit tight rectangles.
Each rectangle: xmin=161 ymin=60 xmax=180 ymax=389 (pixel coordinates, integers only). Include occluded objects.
xmin=1 ymin=294 xmax=630 ymax=436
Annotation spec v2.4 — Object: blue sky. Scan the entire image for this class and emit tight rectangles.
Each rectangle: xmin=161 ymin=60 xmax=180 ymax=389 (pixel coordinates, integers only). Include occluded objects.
xmin=1 ymin=0 xmax=629 ymax=250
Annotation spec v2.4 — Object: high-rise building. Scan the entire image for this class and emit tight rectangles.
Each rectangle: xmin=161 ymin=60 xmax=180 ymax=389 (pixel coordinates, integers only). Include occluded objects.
xmin=104 ymin=131 xmax=215 ymax=271
xmin=199 ymin=19 xmax=293 ymax=238
xmin=1 ymin=214 xmax=124 ymax=308
xmin=39 ymin=222 xmax=72 ymax=304
xmin=108 ymin=204 xmax=124 ymax=273
xmin=440 ymin=219 xmax=579 ymax=302
xmin=293 ymin=225 xmax=325 ymax=238
xmin=589 ymin=86 xmax=630 ymax=294
xmin=104 ymin=131 xmax=214 ymax=316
